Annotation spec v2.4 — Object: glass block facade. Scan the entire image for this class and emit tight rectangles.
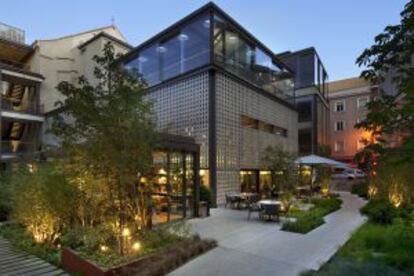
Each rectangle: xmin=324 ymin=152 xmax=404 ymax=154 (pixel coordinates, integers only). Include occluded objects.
xmin=123 ymin=3 xmax=300 ymax=204
xmin=146 ymin=72 xmax=210 ymax=168
xmin=215 ymin=72 xmax=298 ymax=202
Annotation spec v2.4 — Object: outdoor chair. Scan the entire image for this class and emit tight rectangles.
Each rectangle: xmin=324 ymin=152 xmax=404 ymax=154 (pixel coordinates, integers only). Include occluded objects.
xmin=225 ymin=194 xmax=239 ymax=209
xmin=247 ymin=195 xmax=262 ymax=220
xmin=261 ymin=204 xmax=280 ymax=222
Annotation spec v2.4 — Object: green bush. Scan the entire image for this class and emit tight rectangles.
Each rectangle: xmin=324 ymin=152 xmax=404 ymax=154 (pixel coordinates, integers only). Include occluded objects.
xmin=360 ymin=198 xmax=396 ymax=224
xmin=282 ymin=208 xmax=325 ymax=234
xmin=351 ymin=182 xmax=368 ymax=198
xmin=199 ymin=185 xmax=213 ymax=204
xmin=0 ymin=224 xmax=60 ymax=266
xmin=9 ymin=164 xmax=79 ymax=245
xmin=337 ymin=221 xmax=414 ymax=274
xmin=302 ymin=258 xmax=406 ymax=276
xmin=283 ymin=197 xmax=342 ymax=234
xmin=311 ymin=197 xmax=342 ymax=215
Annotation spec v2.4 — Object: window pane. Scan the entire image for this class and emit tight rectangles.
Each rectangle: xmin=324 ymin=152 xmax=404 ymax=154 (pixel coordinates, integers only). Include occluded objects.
xmin=128 ymin=45 xmax=160 ymax=86
xmin=181 ymin=14 xmax=210 ymax=72
xmin=161 ymin=36 xmax=181 ymax=80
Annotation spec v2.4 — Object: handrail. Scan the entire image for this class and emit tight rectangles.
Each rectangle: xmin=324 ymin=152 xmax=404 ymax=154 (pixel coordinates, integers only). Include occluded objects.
xmin=1 ymin=99 xmax=44 ymax=115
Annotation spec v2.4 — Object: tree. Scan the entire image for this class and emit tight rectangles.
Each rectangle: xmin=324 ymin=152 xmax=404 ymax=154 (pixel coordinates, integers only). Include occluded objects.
xmin=355 ymin=1 xmax=414 ymax=164
xmin=51 ymin=42 xmax=156 ymax=254
xmin=260 ymin=145 xmax=297 ymax=193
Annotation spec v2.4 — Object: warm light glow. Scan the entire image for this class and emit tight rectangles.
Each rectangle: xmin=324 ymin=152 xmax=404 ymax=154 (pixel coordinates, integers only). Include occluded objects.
xmin=132 ymin=242 xmax=141 ymax=251
xmin=259 ymin=171 xmax=271 ymax=175
xmin=100 ymin=245 xmax=109 ymax=252
xmin=27 ymin=163 xmax=35 ymax=173
xmin=122 ymin=228 xmax=131 ymax=237
xmin=368 ymin=185 xmax=378 ymax=198
xmin=389 ymin=192 xmax=403 ymax=208
xmin=199 ymin=170 xmax=205 ymax=176
xmin=33 ymin=233 xmax=45 ymax=243
xmin=321 ymin=187 xmax=329 ymax=196
xmin=158 ymin=168 xmax=167 ymax=175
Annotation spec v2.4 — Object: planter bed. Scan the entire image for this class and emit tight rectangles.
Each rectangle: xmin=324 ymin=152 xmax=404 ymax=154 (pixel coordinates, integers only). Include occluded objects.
xmin=281 ymin=196 xmax=342 ymax=234
xmin=62 ymin=236 xmax=217 ymax=276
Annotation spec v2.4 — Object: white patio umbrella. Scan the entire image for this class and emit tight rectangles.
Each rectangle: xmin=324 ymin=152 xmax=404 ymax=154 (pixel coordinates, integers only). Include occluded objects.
xmin=295 ymin=154 xmax=349 ymax=167
xmin=295 ymin=155 xmax=349 ymax=196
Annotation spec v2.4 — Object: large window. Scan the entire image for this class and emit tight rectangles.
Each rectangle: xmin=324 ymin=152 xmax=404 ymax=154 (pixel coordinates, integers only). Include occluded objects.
xmin=126 ymin=14 xmax=210 ymax=87
xmin=133 ymin=45 xmax=160 ymax=86
xmin=213 ymin=14 xmax=293 ymax=101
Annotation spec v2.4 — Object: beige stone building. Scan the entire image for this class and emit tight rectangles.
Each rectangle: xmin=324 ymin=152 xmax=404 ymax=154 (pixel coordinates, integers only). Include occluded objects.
xmin=328 ymin=77 xmax=378 ymax=162
xmin=1 ymin=24 xmax=132 ymax=170
xmin=26 ymin=25 xmax=132 ymax=113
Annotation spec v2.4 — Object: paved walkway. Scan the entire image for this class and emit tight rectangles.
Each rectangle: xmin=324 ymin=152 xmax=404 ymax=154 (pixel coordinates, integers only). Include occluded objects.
xmin=170 ymin=192 xmax=367 ymax=276
xmin=0 ymin=238 xmax=68 ymax=276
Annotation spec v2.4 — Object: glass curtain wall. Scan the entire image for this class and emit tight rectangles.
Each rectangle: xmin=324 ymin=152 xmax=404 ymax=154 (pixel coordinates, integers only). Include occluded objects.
xmin=126 ymin=14 xmax=210 ymax=87
xmin=213 ymin=14 xmax=294 ymax=102
xmin=152 ymin=150 xmax=196 ymax=224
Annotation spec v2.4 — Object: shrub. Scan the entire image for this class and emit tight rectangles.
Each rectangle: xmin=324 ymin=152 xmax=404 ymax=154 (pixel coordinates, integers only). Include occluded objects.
xmin=302 ymin=258 xmax=406 ymax=276
xmin=199 ymin=185 xmax=213 ymax=204
xmin=282 ymin=208 xmax=325 ymax=234
xmin=311 ymin=197 xmax=342 ymax=214
xmin=337 ymin=221 xmax=414 ymax=274
xmin=0 ymin=224 xmax=60 ymax=266
xmin=9 ymin=164 xmax=79 ymax=245
xmin=360 ymin=198 xmax=396 ymax=224
xmin=351 ymin=181 xmax=368 ymax=198
xmin=283 ymin=197 xmax=342 ymax=234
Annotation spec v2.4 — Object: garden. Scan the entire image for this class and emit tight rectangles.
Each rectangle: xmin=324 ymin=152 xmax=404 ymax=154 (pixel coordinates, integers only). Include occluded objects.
xmin=303 ymin=162 xmax=414 ymax=275
xmin=0 ymin=43 xmax=216 ymax=275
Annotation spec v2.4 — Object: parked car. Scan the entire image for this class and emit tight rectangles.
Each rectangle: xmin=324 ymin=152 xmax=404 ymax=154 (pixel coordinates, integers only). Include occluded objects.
xmin=331 ymin=168 xmax=366 ymax=180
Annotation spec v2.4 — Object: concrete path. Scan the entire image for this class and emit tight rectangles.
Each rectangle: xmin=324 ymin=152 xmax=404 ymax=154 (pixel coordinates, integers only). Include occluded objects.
xmin=0 ymin=237 xmax=68 ymax=276
xmin=170 ymin=192 xmax=366 ymax=276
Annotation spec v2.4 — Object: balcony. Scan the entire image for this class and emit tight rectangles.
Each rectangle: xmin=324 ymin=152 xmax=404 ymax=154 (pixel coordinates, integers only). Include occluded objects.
xmin=1 ymin=140 xmax=36 ymax=156
xmin=1 ymin=99 xmax=44 ymax=116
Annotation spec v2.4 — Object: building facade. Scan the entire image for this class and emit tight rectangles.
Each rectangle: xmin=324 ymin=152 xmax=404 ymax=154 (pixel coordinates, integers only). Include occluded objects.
xmin=277 ymin=48 xmax=330 ymax=155
xmin=0 ymin=22 xmax=44 ymax=170
xmin=1 ymin=23 xmax=132 ymax=170
xmin=26 ymin=25 xmax=132 ymax=114
xmin=122 ymin=3 xmax=298 ymax=204
xmin=328 ymin=77 xmax=378 ymax=162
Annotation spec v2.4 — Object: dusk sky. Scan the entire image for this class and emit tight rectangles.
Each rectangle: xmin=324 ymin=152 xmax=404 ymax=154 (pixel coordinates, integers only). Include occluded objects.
xmin=1 ymin=0 xmax=407 ymax=81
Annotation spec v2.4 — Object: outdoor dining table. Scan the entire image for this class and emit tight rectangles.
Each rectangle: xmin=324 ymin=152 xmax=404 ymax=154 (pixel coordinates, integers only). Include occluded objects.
xmin=257 ymin=199 xmax=282 ymax=207
xmin=227 ymin=192 xmax=258 ymax=209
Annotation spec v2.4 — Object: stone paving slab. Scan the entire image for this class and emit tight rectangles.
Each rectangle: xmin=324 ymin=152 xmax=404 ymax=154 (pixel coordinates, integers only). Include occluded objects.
xmin=170 ymin=192 xmax=367 ymax=276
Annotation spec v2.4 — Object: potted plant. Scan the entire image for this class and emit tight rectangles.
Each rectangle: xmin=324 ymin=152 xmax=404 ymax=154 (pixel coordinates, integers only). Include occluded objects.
xmin=198 ymin=185 xmax=212 ymax=217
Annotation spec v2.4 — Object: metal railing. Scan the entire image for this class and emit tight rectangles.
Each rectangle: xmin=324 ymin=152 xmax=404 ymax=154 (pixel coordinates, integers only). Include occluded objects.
xmin=1 ymin=141 xmax=36 ymax=155
xmin=1 ymin=99 xmax=44 ymax=115
xmin=0 ymin=22 xmax=25 ymax=44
